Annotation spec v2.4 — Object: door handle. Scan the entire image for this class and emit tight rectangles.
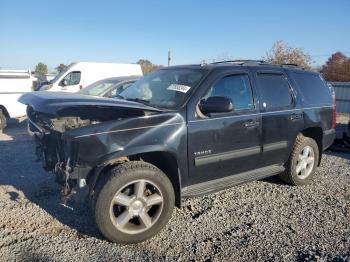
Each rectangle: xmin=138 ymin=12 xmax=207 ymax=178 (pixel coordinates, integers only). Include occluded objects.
xmin=290 ymin=113 xmax=303 ymax=121
xmin=243 ymin=119 xmax=259 ymax=128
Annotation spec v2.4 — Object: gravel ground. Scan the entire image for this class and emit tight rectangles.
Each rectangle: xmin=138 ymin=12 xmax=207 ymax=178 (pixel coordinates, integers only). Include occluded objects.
xmin=0 ymin=121 xmax=350 ymax=261
xmin=336 ymin=113 xmax=350 ymax=125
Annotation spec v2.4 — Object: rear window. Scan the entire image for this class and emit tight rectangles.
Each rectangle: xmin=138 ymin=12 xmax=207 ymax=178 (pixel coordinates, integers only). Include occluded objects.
xmin=257 ymin=73 xmax=293 ymax=110
xmin=291 ymin=72 xmax=332 ymax=105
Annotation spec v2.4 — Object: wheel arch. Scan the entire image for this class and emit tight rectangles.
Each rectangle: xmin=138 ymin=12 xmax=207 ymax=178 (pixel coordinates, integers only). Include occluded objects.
xmin=300 ymin=126 xmax=323 ymax=166
xmin=0 ymin=105 xmax=10 ymax=118
xmin=90 ymin=150 xmax=182 ymax=208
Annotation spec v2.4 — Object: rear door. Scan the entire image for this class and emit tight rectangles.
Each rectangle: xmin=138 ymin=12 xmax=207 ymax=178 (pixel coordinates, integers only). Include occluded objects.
xmin=187 ymin=70 xmax=262 ymax=185
xmin=252 ymin=69 xmax=304 ymax=166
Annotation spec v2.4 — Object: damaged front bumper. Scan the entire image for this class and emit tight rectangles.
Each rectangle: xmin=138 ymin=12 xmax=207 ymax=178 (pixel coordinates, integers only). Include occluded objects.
xmin=28 ymin=117 xmax=94 ymax=203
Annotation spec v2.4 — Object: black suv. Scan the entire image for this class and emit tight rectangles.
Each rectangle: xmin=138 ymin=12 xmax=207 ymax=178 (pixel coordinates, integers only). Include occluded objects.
xmin=19 ymin=61 xmax=336 ymax=244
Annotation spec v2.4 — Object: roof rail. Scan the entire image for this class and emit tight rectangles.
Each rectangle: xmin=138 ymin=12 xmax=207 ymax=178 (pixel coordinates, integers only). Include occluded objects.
xmin=281 ymin=63 xmax=299 ymax=67
xmin=200 ymin=59 xmax=305 ymax=69
xmin=211 ymin=60 xmax=268 ymax=65
xmin=280 ymin=63 xmax=305 ymax=70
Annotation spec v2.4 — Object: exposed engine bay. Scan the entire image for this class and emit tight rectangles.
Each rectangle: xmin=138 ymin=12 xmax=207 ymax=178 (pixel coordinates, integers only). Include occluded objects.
xmin=27 ymin=103 xmax=154 ymax=173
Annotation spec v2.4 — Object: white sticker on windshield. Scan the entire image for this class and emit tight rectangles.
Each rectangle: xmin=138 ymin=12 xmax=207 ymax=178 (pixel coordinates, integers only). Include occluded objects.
xmin=167 ymin=84 xmax=191 ymax=93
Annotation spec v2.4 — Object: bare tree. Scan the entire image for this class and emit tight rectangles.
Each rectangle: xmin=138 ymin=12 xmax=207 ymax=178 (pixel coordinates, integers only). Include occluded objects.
xmin=263 ymin=40 xmax=313 ymax=69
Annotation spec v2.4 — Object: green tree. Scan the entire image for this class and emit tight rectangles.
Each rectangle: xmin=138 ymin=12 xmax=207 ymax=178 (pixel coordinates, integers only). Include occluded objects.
xmin=263 ymin=40 xmax=313 ymax=69
xmin=55 ymin=63 xmax=67 ymax=73
xmin=137 ymin=59 xmax=162 ymax=74
xmin=34 ymin=62 xmax=48 ymax=76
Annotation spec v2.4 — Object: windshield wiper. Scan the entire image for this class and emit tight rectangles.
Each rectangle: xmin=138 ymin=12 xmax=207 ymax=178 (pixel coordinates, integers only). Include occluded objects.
xmin=115 ymin=94 xmax=125 ymax=100
xmin=113 ymin=95 xmax=150 ymax=105
xmin=126 ymin=98 xmax=150 ymax=105
xmin=125 ymin=97 xmax=165 ymax=110
xmin=115 ymin=97 xmax=163 ymax=110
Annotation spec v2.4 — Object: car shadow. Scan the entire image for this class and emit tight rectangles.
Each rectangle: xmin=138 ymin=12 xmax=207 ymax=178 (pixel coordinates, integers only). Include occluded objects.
xmin=261 ymin=175 xmax=286 ymax=185
xmin=0 ymin=121 xmax=103 ymax=240
xmin=324 ymin=149 xmax=350 ymax=160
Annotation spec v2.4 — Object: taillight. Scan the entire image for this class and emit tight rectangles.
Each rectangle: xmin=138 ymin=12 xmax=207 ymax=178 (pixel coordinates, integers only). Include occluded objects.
xmin=332 ymin=92 xmax=336 ymax=129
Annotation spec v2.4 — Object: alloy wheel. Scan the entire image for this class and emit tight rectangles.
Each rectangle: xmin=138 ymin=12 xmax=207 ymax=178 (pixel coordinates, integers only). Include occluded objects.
xmin=296 ymin=145 xmax=315 ymax=179
xmin=109 ymin=179 xmax=164 ymax=234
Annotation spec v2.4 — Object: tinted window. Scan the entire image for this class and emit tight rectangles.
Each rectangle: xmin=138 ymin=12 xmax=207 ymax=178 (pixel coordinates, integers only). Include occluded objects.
xmin=291 ymin=72 xmax=332 ymax=105
xmin=108 ymin=81 xmax=135 ymax=97
xmin=205 ymin=74 xmax=254 ymax=111
xmin=257 ymin=73 xmax=293 ymax=109
xmin=78 ymin=79 xmax=120 ymax=96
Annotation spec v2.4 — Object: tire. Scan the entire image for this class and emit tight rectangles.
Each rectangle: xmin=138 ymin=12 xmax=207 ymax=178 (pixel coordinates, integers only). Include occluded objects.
xmin=94 ymin=161 xmax=175 ymax=244
xmin=280 ymin=134 xmax=319 ymax=186
xmin=0 ymin=109 xmax=6 ymax=131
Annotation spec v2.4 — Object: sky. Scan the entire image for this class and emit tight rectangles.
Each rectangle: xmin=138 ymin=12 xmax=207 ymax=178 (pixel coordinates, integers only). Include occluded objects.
xmin=1 ymin=0 xmax=349 ymax=71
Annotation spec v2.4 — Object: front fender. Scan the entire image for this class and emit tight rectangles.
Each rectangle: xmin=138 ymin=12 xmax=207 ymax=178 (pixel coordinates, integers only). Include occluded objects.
xmin=101 ymin=144 xmax=179 ymax=165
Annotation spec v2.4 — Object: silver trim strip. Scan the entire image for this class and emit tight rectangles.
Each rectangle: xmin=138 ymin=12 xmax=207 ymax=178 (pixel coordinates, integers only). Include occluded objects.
xmin=195 ymin=146 xmax=260 ymax=166
xmin=74 ymin=122 xmax=185 ymax=138
xmin=263 ymin=141 xmax=288 ymax=152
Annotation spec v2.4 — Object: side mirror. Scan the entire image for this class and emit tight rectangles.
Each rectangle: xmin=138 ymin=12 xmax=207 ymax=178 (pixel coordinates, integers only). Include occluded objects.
xmin=61 ymin=79 xmax=68 ymax=87
xmin=199 ymin=96 xmax=233 ymax=115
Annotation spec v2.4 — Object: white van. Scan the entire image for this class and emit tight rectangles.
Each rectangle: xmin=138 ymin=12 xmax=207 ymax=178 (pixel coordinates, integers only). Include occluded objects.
xmin=0 ymin=69 xmax=34 ymax=129
xmin=39 ymin=62 xmax=143 ymax=93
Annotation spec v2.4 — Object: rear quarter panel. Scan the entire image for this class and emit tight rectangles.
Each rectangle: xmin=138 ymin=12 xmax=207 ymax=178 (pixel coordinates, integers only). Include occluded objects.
xmin=285 ymin=69 xmax=334 ymax=149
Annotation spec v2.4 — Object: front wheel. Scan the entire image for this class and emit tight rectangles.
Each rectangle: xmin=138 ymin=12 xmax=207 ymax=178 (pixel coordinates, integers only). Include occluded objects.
xmin=94 ymin=161 xmax=175 ymax=244
xmin=280 ymin=134 xmax=319 ymax=186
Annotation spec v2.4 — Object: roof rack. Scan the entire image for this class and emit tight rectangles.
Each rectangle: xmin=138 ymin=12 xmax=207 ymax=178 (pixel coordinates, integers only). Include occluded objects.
xmin=210 ymin=60 xmax=268 ymax=65
xmin=200 ymin=59 xmax=305 ymax=70
xmin=280 ymin=63 xmax=305 ymax=70
xmin=281 ymin=63 xmax=298 ymax=67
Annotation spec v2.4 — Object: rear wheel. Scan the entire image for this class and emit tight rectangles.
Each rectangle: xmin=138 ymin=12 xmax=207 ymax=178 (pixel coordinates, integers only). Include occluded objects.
xmin=94 ymin=161 xmax=175 ymax=244
xmin=280 ymin=134 xmax=319 ymax=186
xmin=0 ymin=110 xmax=6 ymax=130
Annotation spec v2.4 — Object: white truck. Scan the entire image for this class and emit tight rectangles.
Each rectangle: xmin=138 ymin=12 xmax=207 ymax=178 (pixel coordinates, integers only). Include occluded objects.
xmin=0 ymin=69 xmax=34 ymax=129
xmin=39 ymin=62 xmax=143 ymax=93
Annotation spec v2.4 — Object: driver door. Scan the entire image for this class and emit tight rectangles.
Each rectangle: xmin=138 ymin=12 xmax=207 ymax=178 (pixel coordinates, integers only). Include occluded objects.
xmin=187 ymin=72 xmax=262 ymax=185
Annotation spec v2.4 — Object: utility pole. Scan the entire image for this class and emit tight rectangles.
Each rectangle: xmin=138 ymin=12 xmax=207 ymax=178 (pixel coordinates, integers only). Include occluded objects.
xmin=168 ymin=50 xmax=171 ymax=66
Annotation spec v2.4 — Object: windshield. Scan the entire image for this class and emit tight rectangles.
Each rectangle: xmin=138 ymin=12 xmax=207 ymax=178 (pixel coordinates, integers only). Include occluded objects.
xmin=118 ymin=68 xmax=206 ymax=110
xmin=49 ymin=69 xmax=67 ymax=84
xmin=77 ymin=78 xmax=123 ymax=96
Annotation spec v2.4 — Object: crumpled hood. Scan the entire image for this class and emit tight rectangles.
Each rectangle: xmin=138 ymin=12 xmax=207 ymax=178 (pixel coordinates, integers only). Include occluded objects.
xmin=19 ymin=91 xmax=162 ymax=117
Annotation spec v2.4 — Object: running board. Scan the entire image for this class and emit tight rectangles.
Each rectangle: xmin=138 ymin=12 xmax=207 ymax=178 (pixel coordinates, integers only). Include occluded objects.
xmin=182 ymin=164 xmax=285 ymax=197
